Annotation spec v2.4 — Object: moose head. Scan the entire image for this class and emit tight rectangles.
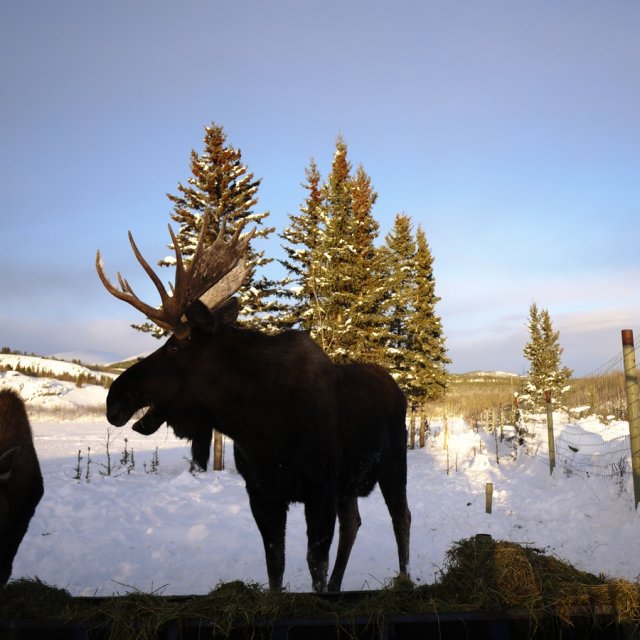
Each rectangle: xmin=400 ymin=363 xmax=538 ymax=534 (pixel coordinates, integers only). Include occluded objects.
xmin=96 ymin=213 xmax=255 ymax=444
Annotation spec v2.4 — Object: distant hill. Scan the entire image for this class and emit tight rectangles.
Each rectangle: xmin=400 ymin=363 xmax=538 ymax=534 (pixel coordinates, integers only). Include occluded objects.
xmin=0 ymin=353 xmax=111 ymax=421
xmin=0 ymin=353 xmax=110 ymax=379
xmin=50 ymin=350 xmax=124 ymax=366
xmin=457 ymin=370 xmax=525 ymax=380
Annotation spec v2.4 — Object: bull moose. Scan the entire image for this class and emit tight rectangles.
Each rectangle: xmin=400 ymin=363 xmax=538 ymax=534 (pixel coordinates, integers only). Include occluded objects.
xmin=96 ymin=215 xmax=411 ymax=592
xmin=0 ymin=390 xmax=44 ymax=587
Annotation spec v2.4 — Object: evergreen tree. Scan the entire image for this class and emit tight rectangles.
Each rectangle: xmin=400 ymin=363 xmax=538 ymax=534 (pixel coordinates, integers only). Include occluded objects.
xmin=522 ymin=303 xmax=573 ymax=408
xmin=278 ymin=159 xmax=324 ymax=331
xmin=314 ymin=136 xmax=356 ymax=361
xmin=380 ymin=216 xmax=449 ymax=402
xmin=408 ymin=226 xmax=449 ymax=400
xmin=380 ymin=214 xmax=416 ymax=393
xmin=135 ymin=122 xmax=280 ymax=335
xmin=280 ymin=137 xmax=386 ymax=364
xmin=345 ymin=165 xmax=387 ymax=363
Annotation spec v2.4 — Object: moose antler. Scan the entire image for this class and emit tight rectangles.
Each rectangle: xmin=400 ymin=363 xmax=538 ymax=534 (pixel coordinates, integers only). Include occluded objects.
xmin=96 ymin=213 xmax=255 ymax=338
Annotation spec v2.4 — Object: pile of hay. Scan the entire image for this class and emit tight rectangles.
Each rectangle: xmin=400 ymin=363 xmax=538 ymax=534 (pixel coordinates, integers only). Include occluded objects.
xmin=1 ymin=536 xmax=638 ymax=639
xmin=428 ymin=534 xmax=640 ymax=625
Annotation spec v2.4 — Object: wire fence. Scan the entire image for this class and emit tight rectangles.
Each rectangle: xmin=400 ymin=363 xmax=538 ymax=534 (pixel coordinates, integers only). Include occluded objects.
xmin=519 ymin=413 xmax=632 ymax=480
xmin=471 ymin=334 xmax=640 ymax=484
xmin=522 ymin=336 xmax=640 ymax=479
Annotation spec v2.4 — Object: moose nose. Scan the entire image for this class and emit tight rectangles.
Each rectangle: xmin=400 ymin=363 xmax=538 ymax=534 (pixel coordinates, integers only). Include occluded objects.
xmin=106 ymin=402 xmax=129 ymax=427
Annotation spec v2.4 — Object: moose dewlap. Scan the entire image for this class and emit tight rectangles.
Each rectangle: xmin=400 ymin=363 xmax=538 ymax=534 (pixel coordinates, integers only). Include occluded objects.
xmin=0 ymin=390 xmax=44 ymax=588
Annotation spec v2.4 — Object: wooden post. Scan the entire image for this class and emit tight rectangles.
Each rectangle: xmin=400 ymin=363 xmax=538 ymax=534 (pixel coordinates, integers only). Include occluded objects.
xmin=485 ymin=482 xmax=493 ymax=514
xmin=408 ymin=405 xmax=415 ymax=450
xmin=545 ymin=390 xmax=556 ymax=475
xmin=622 ymin=330 xmax=640 ymax=509
xmin=443 ymin=415 xmax=448 ymax=450
xmin=418 ymin=405 xmax=426 ymax=449
xmin=213 ymin=430 xmax=224 ymax=471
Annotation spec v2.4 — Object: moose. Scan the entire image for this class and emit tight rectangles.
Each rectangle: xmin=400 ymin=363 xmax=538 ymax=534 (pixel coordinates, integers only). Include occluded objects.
xmin=0 ymin=390 xmax=44 ymax=587
xmin=96 ymin=215 xmax=411 ymax=592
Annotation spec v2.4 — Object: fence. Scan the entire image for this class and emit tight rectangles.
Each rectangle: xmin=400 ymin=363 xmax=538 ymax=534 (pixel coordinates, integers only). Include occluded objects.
xmin=425 ymin=329 xmax=640 ymax=508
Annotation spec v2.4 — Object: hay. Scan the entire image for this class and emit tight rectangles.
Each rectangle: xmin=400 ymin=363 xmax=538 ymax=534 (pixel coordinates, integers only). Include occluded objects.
xmin=0 ymin=578 xmax=77 ymax=620
xmin=2 ymin=537 xmax=638 ymax=639
xmin=430 ymin=535 xmax=640 ymax=629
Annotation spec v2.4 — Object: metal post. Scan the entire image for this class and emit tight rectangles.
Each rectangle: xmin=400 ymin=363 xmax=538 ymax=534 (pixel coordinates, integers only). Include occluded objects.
xmin=622 ymin=330 xmax=640 ymax=509
xmin=545 ymin=390 xmax=556 ymax=475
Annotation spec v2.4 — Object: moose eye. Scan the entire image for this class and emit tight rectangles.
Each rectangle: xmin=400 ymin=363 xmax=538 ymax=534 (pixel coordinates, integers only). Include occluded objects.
xmin=167 ymin=335 xmax=190 ymax=355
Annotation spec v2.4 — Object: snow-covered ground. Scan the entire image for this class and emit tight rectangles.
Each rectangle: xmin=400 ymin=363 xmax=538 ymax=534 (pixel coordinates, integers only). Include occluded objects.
xmin=2 ymin=366 xmax=639 ymax=596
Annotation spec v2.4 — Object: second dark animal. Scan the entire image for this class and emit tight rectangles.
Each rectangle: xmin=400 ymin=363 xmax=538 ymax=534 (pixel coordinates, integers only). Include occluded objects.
xmin=0 ymin=390 xmax=44 ymax=588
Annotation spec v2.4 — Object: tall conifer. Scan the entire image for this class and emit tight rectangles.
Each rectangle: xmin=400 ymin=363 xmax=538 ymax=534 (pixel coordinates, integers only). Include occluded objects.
xmin=380 ymin=214 xmax=416 ymax=393
xmin=408 ymin=226 xmax=449 ymax=400
xmin=381 ymin=216 xmax=449 ymax=401
xmin=315 ymin=137 xmax=356 ymax=361
xmin=279 ymin=159 xmax=324 ymax=330
xmin=347 ymin=165 xmax=386 ymax=363
xmin=280 ymin=138 xmax=386 ymax=363
xmin=523 ymin=303 xmax=572 ymax=408
xmin=154 ymin=123 xmax=280 ymax=331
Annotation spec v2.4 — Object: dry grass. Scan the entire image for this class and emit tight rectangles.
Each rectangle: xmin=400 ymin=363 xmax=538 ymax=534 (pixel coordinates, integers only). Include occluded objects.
xmin=2 ymin=537 xmax=638 ymax=639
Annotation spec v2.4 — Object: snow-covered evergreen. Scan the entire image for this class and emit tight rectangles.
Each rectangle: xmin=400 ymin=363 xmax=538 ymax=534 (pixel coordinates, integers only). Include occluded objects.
xmin=522 ymin=303 xmax=573 ymax=409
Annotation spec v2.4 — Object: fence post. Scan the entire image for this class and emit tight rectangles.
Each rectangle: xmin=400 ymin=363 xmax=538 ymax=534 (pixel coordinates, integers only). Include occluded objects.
xmin=545 ymin=390 xmax=556 ymax=475
xmin=213 ymin=430 xmax=224 ymax=471
xmin=622 ymin=330 xmax=640 ymax=509
xmin=418 ymin=405 xmax=426 ymax=449
xmin=408 ymin=405 xmax=416 ymax=450
xmin=485 ymin=482 xmax=493 ymax=514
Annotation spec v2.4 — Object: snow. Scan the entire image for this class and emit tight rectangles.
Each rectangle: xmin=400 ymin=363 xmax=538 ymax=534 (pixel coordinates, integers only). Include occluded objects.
xmin=0 ymin=354 xmax=109 ymax=380
xmin=3 ymin=369 xmax=640 ymax=596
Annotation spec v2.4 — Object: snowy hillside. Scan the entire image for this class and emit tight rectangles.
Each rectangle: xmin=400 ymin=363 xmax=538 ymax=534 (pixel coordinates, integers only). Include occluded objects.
xmin=0 ymin=354 xmax=109 ymax=420
xmin=1 ymin=370 xmax=638 ymax=596
xmin=0 ymin=353 xmax=117 ymax=378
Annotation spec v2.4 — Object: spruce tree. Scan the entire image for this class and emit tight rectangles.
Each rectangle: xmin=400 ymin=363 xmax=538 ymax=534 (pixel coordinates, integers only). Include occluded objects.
xmin=408 ymin=226 xmax=449 ymax=400
xmin=380 ymin=216 xmax=449 ymax=402
xmin=134 ymin=122 xmax=280 ymax=335
xmin=278 ymin=159 xmax=324 ymax=331
xmin=380 ymin=214 xmax=416 ymax=394
xmin=280 ymin=138 xmax=386 ymax=364
xmin=523 ymin=303 xmax=573 ymax=408
xmin=314 ymin=136 xmax=356 ymax=361
xmin=346 ymin=165 xmax=387 ymax=363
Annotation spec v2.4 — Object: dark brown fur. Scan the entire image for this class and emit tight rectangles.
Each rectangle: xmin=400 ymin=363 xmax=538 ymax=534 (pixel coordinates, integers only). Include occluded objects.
xmin=106 ymin=298 xmax=411 ymax=592
xmin=0 ymin=390 xmax=44 ymax=587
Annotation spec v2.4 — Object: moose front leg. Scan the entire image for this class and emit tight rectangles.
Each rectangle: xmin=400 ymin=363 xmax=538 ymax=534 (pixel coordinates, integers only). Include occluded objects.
xmin=190 ymin=428 xmax=213 ymax=471
xmin=247 ymin=491 xmax=288 ymax=590
xmin=304 ymin=497 xmax=337 ymax=592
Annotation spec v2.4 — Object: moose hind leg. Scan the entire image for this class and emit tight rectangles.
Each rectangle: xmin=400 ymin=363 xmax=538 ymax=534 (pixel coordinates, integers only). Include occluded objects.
xmin=304 ymin=497 xmax=337 ymax=592
xmin=379 ymin=470 xmax=411 ymax=579
xmin=247 ymin=491 xmax=288 ymax=591
xmin=328 ymin=496 xmax=361 ymax=592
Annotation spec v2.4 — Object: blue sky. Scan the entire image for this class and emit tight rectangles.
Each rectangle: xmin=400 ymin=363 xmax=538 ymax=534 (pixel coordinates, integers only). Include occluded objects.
xmin=1 ymin=1 xmax=638 ymax=375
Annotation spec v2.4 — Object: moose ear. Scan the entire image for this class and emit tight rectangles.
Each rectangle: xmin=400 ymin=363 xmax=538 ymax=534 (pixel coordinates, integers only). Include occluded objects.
xmin=185 ymin=297 xmax=240 ymax=333
xmin=0 ymin=447 xmax=19 ymax=483
xmin=213 ymin=297 xmax=240 ymax=325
